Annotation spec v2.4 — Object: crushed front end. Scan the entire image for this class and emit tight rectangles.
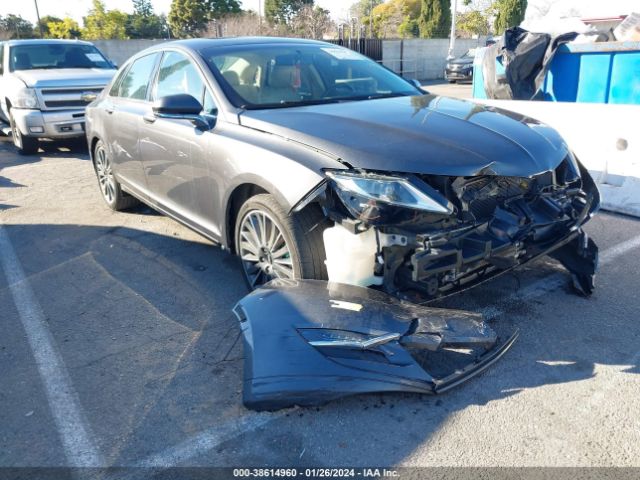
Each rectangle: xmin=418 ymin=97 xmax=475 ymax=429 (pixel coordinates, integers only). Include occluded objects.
xmin=311 ymin=153 xmax=600 ymax=301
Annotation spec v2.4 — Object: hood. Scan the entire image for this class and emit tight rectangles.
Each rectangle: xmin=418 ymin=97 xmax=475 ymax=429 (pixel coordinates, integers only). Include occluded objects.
xmin=13 ymin=68 xmax=116 ymax=88
xmin=239 ymin=95 xmax=569 ymax=177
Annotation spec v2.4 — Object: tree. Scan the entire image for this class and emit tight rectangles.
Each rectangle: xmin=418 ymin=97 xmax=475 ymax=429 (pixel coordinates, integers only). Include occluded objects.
xmin=0 ymin=14 xmax=34 ymax=39
xmin=83 ymin=0 xmax=129 ymax=39
xmin=492 ymin=0 xmax=526 ymax=33
xmin=133 ymin=0 xmax=154 ymax=16
xmin=36 ymin=15 xmax=62 ymax=37
xmin=457 ymin=9 xmax=490 ymax=36
xmin=370 ymin=0 xmax=420 ymax=38
xmin=206 ymin=11 xmax=272 ymax=37
xmin=48 ymin=17 xmax=82 ymax=39
xmin=418 ymin=0 xmax=450 ymax=38
xmin=169 ymin=0 xmax=208 ymax=37
xmin=349 ymin=0 xmax=383 ymax=34
xmin=290 ymin=5 xmax=333 ymax=38
xmin=169 ymin=0 xmax=241 ymax=37
xmin=126 ymin=0 xmax=167 ymax=38
xmin=264 ymin=0 xmax=314 ymax=25
xmin=206 ymin=0 xmax=241 ymax=15
xmin=398 ymin=0 xmax=421 ymax=37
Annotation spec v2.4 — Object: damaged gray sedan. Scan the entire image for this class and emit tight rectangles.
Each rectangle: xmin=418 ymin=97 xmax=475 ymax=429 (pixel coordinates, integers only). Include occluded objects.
xmin=86 ymin=37 xmax=599 ymax=409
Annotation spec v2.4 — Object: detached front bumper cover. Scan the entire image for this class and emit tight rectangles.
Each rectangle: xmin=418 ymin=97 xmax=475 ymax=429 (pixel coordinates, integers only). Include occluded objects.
xmin=233 ymin=279 xmax=518 ymax=411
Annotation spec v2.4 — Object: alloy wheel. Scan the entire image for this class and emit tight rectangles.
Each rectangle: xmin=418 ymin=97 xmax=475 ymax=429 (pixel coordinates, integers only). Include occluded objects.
xmin=95 ymin=145 xmax=116 ymax=205
xmin=238 ymin=210 xmax=294 ymax=288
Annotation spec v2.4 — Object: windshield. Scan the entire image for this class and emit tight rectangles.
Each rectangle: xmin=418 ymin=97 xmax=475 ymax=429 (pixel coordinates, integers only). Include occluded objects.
xmin=463 ymin=48 xmax=477 ymax=58
xmin=9 ymin=43 xmax=112 ymax=71
xmin=201 ymin=44 xmax=420 ymax=109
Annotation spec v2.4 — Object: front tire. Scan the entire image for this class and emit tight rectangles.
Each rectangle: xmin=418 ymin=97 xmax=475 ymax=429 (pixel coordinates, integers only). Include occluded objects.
xmin=235 ymin=193 xmax=327 ymax=289
xmin=93 ymin=140 xmax=139 ymax=211
xmin=10 ymin=112 xmax=39 ymax=155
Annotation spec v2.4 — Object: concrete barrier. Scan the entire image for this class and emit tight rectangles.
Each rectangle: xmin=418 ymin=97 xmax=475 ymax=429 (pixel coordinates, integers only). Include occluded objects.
xmin=476 ymin=99 xmax=640 ymax=218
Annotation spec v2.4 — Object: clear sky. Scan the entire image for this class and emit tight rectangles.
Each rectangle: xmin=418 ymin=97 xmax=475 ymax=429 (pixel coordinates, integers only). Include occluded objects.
xmin=0 ymin=0 xmax=354 ymax=24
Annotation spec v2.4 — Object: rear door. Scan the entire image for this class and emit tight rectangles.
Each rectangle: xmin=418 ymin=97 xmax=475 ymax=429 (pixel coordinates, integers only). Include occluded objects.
xmin=139 ymin=50 xmax=218 ymax=232
xmin=104 ymin=52 xmax=160 ymax=192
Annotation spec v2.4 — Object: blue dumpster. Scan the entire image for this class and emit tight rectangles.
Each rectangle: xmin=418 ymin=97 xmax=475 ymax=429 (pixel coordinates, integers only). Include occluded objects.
xmin=472 ymin=41 xmax=640 ymax=104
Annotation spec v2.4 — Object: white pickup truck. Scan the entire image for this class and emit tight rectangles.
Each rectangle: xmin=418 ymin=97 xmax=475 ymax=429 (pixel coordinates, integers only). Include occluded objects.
xmin=0 ymin=39 xmax=117 ymax=154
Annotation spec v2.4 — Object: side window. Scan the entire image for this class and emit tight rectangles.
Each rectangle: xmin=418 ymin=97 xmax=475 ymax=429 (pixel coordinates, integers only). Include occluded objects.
xmin=0 ymin=44 xmax=4 ymax=75
xmin=155 ymin=51 xmax=207 ymax=106
xmin=108 ymin=66 xmax=128 ymax=97
xmin=117 ymin=53 xmax=159 ymax=100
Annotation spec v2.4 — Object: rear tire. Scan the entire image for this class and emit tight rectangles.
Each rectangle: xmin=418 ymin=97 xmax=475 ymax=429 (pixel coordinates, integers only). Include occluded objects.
xmin=93 ymin=139 xmax=139 ymax=211
xmin=10 ymin=112 xmax=39 ymax=155
xmin=235 ymin=193 xmax=327 ymax=289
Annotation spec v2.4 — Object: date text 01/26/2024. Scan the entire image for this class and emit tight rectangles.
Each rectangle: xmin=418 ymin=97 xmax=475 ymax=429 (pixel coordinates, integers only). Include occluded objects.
xmin=233 ymin=468 xmax=399 ymax=478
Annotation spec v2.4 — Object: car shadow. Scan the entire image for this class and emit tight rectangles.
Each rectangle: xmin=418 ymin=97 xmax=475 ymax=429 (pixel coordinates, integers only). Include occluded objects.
xmin=0 ymin=136 xmax=89 ymax=170
xmin=1 ymin=222 xmax=638 ymax=468
xmin=39 ymin=138 xmax=88 ymax=156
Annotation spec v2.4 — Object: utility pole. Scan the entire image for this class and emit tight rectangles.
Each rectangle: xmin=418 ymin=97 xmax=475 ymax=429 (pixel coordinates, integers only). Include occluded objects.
xmin=447 ymin=0 xmax=457 ymax=60
xmin=369 ymin=0 xmax=373 ymax=38
xmin=34 ymin=0 xmax=44 ymax=38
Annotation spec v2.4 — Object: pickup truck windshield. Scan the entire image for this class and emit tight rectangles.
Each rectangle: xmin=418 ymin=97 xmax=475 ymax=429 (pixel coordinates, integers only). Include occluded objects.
xmin=9 ymin=44 xmax=112 ymax=71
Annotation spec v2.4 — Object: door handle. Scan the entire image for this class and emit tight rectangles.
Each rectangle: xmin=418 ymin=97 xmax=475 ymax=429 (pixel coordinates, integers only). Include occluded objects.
xmin=105 ymin=106 xmax=114 ymax=114
xmin=143 ymin=113 xmax=156 ymax=124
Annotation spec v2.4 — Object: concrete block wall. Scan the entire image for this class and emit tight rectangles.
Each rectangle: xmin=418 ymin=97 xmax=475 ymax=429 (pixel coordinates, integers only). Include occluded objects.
xmin=92 ymin=39 xmax=169 ymax=66
xmin=383 ymin=38 xmax=487 ymax=80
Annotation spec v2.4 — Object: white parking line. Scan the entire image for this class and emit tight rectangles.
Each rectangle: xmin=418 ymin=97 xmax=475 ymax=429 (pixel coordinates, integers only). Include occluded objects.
xmin=0 ymin=226 xmax=104 ymax=467
xmin=135 ymin=233 xmax=640 ymax=469
xmin=135 ymin=411 xmax=284 ymax=468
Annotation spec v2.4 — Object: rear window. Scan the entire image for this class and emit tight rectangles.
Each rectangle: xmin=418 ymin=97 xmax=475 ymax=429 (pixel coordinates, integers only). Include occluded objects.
xmin=9 ymin=43 xmax=112 ymax=71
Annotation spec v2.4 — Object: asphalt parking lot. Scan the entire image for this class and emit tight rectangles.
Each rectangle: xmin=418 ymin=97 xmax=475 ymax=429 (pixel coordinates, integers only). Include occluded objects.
xmin=1 ymin=87 xmax=639 ymax=471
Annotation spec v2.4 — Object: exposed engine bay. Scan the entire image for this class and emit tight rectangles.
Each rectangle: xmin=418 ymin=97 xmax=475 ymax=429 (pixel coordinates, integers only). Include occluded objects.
xmin=305 ymin=153 xmax=600 ymax=301
xmin=234 ymin=154 xmax=599 ymax=411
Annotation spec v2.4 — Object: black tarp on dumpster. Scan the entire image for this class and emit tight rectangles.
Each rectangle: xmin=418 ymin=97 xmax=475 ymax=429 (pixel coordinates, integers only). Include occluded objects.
xmin=483 ymin=27 xmax=578 ymax=100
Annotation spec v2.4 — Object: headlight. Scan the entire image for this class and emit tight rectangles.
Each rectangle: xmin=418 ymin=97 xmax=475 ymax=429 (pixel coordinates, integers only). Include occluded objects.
xmin=326 ymin=170 xmax=453 ymax=225
xmin=14 ymin=87 xmax=39 ymax=109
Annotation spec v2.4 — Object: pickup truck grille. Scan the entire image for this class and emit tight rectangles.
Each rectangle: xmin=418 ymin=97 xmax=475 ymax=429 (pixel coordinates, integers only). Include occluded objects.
xmin=38 ymin=87 xmax=104 ymax=110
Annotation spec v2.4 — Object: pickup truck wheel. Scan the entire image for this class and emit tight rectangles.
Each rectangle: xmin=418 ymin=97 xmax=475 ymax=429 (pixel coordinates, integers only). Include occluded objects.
xmin=93 ymin=140 xmax=139 ymax=211
xmin=9 ymin=113 xmax=39 ymax=155
xmin=235 ymin=194 xmax=327 ymax=290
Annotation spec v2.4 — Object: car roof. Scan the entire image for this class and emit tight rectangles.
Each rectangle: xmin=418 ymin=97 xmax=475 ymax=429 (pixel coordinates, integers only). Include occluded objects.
xmin=145 ymin=36 xmax=332 ymax=54
xmin=5 ymin=39 xmax=94 ymax=47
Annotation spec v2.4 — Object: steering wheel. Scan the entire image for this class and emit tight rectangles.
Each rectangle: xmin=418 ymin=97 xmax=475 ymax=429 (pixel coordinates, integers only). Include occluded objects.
xmin=323 ymin=83 xmax=355 ymax=98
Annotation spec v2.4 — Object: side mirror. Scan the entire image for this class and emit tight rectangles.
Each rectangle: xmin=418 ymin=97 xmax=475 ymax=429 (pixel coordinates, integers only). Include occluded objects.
xmin=152 ymin=94 xmax=213 ymax=130
xmin=408 ymin=78 xmax=428 ymax=93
